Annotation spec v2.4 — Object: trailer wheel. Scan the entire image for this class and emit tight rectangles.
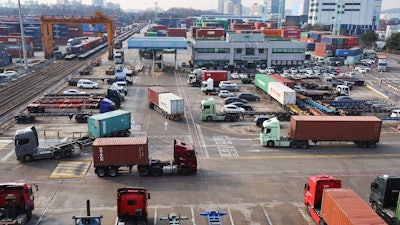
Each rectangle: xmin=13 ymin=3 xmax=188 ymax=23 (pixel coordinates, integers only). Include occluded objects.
xmin=368 ymin=141 xmax=377 ymax=148
xmin=299 ymin=141 xmax=309 ymax=149
xmin=53 ymin=151 xmax=62 ymax=160
xmin=63 ymin=149 xmax=72 ymax=158
xmin=23 ymin=154 xmax=33 ymax=162
xmin=277 ymin=114 xmax=284 ymax=121
xmin=108 ymin=167 xmax=118 ymax=177
xmin=95 ymin=167 xmax=107 ymax=177
xmin=266 ymin=141 xmax=274 ymax=147
xmin=150 ymin=167 xmax=163 ymax=176
xmin=138 ymin=166 xmax=149 ymax=176
xmin=358 ymin=141 xmax=368 ymax=148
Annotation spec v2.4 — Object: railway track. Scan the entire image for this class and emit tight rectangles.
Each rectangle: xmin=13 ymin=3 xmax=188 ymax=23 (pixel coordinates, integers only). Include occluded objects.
xmin=0 ymin=56 xmax=99 ymax=129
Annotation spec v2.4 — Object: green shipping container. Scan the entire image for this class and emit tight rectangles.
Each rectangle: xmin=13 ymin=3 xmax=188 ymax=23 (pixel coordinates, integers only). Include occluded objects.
xmin=145 ymin=32 xmax=158 ymax=37
xmin=255 ymin=74 xmax=276 ymax=93
xmin=301 ymin=32 xmax=309 ymax=38
xmin=88 ymin=110 xmax=131 ymax=138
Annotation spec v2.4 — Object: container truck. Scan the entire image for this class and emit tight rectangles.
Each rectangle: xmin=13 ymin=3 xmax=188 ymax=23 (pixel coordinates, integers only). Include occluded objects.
xmin=114 ymin=50 xmax=124 ymax=64
xmin=187 ymin=69 xmax=203 ymax=87
xmin=88 ymin=110 xmax=131 ymax=138
xmin=200 ymin=98 xmax=240 ymax=122
xmin=92 ymin=137 xmax=197 ymax=177
xmin=268 ymin=82 xmax=297 ymax=105
xmin=188 ymin=70 xmax=228 ymax=87
xmin=370 ymin=175 xmax=400 ymax=224
xmin=260 ymin=116 xmax=382 ymax=148
xmin=14 ymin=126 xmax=78 ymax=162
xmin=148 ymin=86 xmax=184 ymax=120
xmin=377 ymin=54 xmax=387 ymax=72
xmin=117 ymin=187 xmax=150 ymax=225
xmin=304 ymin=175 xmax=386 ymax=225
xmin=0 ymin=183 xmax=37 ymax=225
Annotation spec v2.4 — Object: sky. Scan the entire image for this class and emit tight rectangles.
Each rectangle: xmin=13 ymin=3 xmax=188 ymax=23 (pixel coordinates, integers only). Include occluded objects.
xmin=7 ymin=0 xmax=400 ymax=11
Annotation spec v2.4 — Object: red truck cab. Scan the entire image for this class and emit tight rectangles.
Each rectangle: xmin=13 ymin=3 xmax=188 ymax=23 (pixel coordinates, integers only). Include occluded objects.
xmin=174 ymin=139 xmax=197 ymax=175
xmin=117 ymin=187 xmax=150 ymax=224
xmin=304 ymin=175 xmax=342 ymax=224
xmin=0 ymin=183 xmax=35 ymax=223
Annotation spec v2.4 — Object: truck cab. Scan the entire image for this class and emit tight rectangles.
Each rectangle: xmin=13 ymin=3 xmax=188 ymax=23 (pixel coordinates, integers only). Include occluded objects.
xmin=173 ymin=139 xmax=197 ymax=175
xmin=304 ymin=175 xmax=342 ymax=224
xmin=117 ymin=187 xmax=150 ymax=225
xmin=370 ymin=175 xmax=400 ymax=224
xmin=335 ymin=85 xmax=350 ymax=96
xmin=200 ymin=98 xmax=239 ymax=122
xmin=14 ymin=126 xmax=40 ymax=161
xmin=390 ymin=110 xmax=400 ymax=118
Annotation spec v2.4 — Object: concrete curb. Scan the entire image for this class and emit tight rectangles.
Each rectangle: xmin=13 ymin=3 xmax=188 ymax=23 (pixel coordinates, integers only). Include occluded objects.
xmin=366 ymin=84 xmax=390 ymax=99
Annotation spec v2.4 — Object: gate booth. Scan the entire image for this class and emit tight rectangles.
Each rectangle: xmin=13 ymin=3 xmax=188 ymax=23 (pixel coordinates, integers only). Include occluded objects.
xmin=127 ymin=37 xmax=187 ymax=72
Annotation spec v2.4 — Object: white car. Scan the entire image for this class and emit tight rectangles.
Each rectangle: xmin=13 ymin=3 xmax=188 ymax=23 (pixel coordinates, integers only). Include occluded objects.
xmin=218 ymin=90 xmax=234 ymax=98
xmin=63 ymin=89 xmax=86 ymax=95
xmin=221 ymin=105 xmax=245 ymax=113
xmin=257 ymin=68 xmax=267 ymax=74
xmin=77 ymin=79 xmax=99 ymax=89
xmin=355 ymin=66 xmax=370 ymax=73
xmin=239 ymin=73 xmax=248 ymax=79
xmin=0 ymin=70 xmax=18 ymax=78
xmin=230 ymin=73 xmax=240 ymax=80
xmin=266 ymin=67 xmax=275 ymax=74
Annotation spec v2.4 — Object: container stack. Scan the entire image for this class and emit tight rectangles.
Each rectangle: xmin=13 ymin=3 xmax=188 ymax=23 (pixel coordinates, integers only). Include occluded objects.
xmin=167 ymin=28 xmax=187 ymax=38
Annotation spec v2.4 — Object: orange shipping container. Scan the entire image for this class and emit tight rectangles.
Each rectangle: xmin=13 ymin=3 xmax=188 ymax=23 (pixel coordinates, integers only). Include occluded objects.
xmin=262 ymin=29 xmax=282 ymax=37
xmin=321 ymin=189 xmax=386 ymax=225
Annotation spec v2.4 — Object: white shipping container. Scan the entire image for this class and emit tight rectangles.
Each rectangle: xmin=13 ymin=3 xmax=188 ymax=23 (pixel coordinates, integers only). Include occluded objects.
xmin=158 ymin=93 xmax=184 ymax=116
xmin=267 ymin=82 xmax=296 ymax=105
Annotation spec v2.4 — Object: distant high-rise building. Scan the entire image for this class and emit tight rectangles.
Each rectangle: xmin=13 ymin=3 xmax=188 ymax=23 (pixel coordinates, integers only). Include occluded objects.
xmin=224 ymin=0 xmax=234 ymax=15
xmin=264 ymin=0 xmax=285 ymax=19
xmin=251 ymin=3 xmax=264 ymax=16
xmin=301 ymin=0 xmax=309 ymax=16
xmin=92 ymin=0 xmax=103 ymax=7
xmin=218 ymin=0 xmax=224 ymax=14
xmin=308 ymin=0 xmax=382 ymax=35
xmin=221 ymin=0 xmax=242 ymax=15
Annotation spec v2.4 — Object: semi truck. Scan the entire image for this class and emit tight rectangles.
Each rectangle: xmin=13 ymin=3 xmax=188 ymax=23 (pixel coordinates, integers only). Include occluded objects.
xmin=201 ymin=78 xmax=222 ymax=95
xmin=114 ymin=50 xmax=124 ymax=64
xmin=260 ymin=116 xmax=382 ymax=148
xmin=117 ymin=187 xmax=150 ymax=225
xmin=14 ymin=126 xmax=78 ymax=162
xmin=304 ymin=175 xmax=386 ymax=225
xmin=87 ymin=110 xmax=131 ymax=138
xmin=188 ymin=70 xmax=228 ymax=87
xmin=0 ymin=183 xmax=37 ymax=225
xmin=200 ymin=98 xmax=240 ymax=122
xmin=148 ymin=86 xmax=184 ymax=120
xmin=370 ymin=175 xmax=400 ymax=224
xmin=92 ymin=137 xmax=197 ymax=177
xmin=377 ymin=54 xmax=387 ymax=72
xmin=255 ymin=74 xmax=296 ymax=105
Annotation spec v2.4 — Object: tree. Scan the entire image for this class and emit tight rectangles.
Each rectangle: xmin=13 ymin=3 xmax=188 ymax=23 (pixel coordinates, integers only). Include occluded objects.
xmin=359 ymin=30 xmax=378 ymax=48
xmin=385 ymin=32 xmax=400 ymax=50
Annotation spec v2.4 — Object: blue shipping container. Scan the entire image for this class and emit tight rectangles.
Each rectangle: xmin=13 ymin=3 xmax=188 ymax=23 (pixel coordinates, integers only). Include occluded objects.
xmin=336 ymin=49 xmax=349 ymax=57
xmin=88 ymin=110 xmax=131 ymax=137
xmin=348 ymin=47 xmax=362 ymax=57
xmin=306 ymin=42 xmax=316 ymax=51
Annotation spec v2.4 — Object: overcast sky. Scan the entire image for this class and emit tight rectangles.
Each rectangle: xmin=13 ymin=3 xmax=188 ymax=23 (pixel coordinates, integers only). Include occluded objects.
xmin=7 ymin=0 xmax=399 ymax=12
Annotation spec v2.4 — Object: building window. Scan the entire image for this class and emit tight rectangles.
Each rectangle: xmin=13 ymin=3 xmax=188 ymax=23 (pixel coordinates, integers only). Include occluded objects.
xmin=259 ymin=49 xmax=264 ymax=53
xmin=236 ymin=49 xmax=242 ymax=53
xmin=245 ymin=48 xmax=255 ymax=55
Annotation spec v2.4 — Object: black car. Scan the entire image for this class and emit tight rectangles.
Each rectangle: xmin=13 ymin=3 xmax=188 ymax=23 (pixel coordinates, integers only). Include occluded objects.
xmin=238 ymin=92 xmax=260 ymax=101
xmin=254 ymin=115 xmax=271 ymax=127
xmin=224 ymin=97 xmax=248 ymax=105
xmin=227 ymin=102 xmax=253 ymax=111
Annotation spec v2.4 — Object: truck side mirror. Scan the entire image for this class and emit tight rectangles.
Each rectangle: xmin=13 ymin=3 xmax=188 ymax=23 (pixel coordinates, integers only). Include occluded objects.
xmin=147 ymin=193 xmax=151 ymax=199
xmin=371 ymin=182 xmax=377 ymax=189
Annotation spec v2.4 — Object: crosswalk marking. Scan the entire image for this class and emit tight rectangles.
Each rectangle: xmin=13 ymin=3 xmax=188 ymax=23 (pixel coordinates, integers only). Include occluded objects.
xmin=50 ymin=160 xmax=92 ymax=179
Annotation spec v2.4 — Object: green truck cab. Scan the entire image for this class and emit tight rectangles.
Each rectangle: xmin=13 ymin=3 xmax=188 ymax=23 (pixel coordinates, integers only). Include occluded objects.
xmin=200 ymin=98 xmax=239 ymax=122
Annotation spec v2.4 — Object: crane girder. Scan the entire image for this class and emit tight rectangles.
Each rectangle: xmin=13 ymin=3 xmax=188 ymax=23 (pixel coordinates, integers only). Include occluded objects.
xmin=40 ymin=12 xmax=114 ymax=60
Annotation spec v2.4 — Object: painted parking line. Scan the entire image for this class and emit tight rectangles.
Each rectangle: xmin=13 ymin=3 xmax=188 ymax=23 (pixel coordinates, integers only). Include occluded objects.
xmin=0 ymin=140 xmax=12 ymax=149
xmin=49 ymin=160 xmax=91 ymax=179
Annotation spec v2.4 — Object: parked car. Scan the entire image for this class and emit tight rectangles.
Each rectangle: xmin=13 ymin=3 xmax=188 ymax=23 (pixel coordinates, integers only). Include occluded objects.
xmin=228 ymin=102 xmax=253 ymax=111
xmin=224 ymin=97 xmax=248 ymax=105
xmin=355 ymin=66 xmax=370 ymax=73
xmin=239 ymin=73 xmax=248 ymax=79
xmin=219 ymin=81 xmax=239 ymax=91
xmin=77 ymin=79 xmax=99 ymax=89
xmin=0 ymin=70 xmax=18 ymax=78
xmin=230 ymin=72 xmax=240 ymax=80
xmin=221 ymin=105 xmax=245 ymax=113
xmin=293 ymin=86 xmax=307 ymax=94
xmin=266 ymin=67 xmax=275 ymax=74
xmin=254 ymin=115 xmax=271 ymax=127
xmin=238 ymin=92 xmax=260 ymax=101
xmin=257 ymin=68 xmax=267 ymax=74
xmin=63 ymin=89 xmax=86 ymax=95
xmin=218 ymin=90 xmax=234 ymax=98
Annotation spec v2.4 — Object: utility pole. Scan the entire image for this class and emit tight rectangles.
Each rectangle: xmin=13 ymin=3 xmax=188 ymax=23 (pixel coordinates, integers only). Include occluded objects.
xmin=17 ymin=0 xmax=28 ymax=69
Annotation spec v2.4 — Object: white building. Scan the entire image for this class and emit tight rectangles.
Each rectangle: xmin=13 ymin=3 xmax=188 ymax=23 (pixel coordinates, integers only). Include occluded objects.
xmin=192 ymin=33 xmax=306 ymax=69
xmin=307 ymin=0 xmax=382 ymax=35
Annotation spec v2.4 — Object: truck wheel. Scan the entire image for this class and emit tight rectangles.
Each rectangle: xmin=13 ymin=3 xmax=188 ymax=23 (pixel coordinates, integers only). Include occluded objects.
xmin=368 ymin=141 xmax=377 ymax=148
xmin=150 ymin=167 xmax=163 ymax=176
xmin=225 ymin=116 xmax=232 ymax=122
xmin=277 ymin=114 xmax=284 ymax=121
xmin=179 ymin=168 xmax=190 ymax=176
xmin=63 ymin=149 xmax=72 ymax=158
xmin=108 ymin=167 xmax=118 ymax=177
xmin=26 ymin=209 xmax=32 ymax=221
xmin=95 ymin=167 xmax=107 ymax=177
xmin=299 ymin=141 xmax=309 ymax=149
xmin=289 ymin=141 xmax=298 ymax=148
xmin=371 ymin=202 xmax=379 ymax=213
xmin=138 ymin=166 xmax=149 ymax=176
xmin=23 ymin=155 xmax=33 ymax=162
xmin=267 ymin=141 xmax=274 ymax=147
xmin=53 ymin=151 xmax=62 ymax=160
xmin=358 ymin=141 xmax=368 ymax=148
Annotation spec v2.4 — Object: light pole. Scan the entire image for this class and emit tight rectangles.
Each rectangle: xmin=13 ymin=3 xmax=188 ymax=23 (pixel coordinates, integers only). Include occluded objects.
xmin=17 ymin=0 xmax=28 ymax=69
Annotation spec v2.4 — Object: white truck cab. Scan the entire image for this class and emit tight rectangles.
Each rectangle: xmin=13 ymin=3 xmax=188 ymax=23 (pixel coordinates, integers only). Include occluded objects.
xmin=390 ymin=110 xmax=400 ymax=118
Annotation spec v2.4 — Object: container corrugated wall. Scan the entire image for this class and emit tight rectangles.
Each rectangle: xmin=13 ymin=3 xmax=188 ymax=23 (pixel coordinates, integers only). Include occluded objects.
xmin=321 ymin=189 xmax=386 ymax=225
xmin=158 ymin=93 xmax=184 ymax=116
xmin=92 ymin=137 xmax=149 ymax=167
xmin=290 ymin=116 xmax=382 ymax=141
xmin=88 ymin=110 xmax=131 ymax=138
xmin=148 ymin=86 xmax=170 ymax=106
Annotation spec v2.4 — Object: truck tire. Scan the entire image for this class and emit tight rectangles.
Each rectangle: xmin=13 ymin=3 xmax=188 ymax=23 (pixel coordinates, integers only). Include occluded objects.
xmin=95 ymin=167 xmax=107 ymax=177
xmin=150 ymin=167 xmax=163 ymax=176
xmin=138 ymin=166 xmax=149 ymax=176
xmin=26 ymin=209 xmax=32 ymax=221
xmin=358 ymin=141 xmax=368 ymax=148
xmin=319 ymin=219 xmax=327 ymax=225
xmin=108 ymin=167 xmax=118 ymax=177
xmin=368 ymin=141 xmax=377 ymax=148
xmin=53 ymin=151 xmax=62 ymax=160
xmin=206 ymin=116 xmax=212 ymax=122
xmin=299 ymin=141 xmax=309 ymax=149
xmin=266 ymin=141 xmax=274 ymax=147
xmin=23 ymin=154 xmax=33 ymax=162
xmin=63 ymin=149 xmax=72 ymax=158
xmin=179 ymin=168 xmax=191 ymax=176
xmin=289 ymin=141 xmax=298 ymax=148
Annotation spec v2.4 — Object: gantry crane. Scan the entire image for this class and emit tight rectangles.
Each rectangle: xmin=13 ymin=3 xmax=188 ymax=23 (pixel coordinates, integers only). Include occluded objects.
xmin=40 ymin=12 xmax=114 ymax=60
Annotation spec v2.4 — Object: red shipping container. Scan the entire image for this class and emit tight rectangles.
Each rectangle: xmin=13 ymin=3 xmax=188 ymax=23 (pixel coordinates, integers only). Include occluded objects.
xmin=195 ymin=29 xmax=225 ymax=39
xmin=54 ymin=39 xmax=68 ymax=45
xmin=92 ymin=137 xmax=149 ymax=167
xmin=269 ymin=74 xmax=295 ymax=89
xmin=167 ymin=28 xmax=187 ymax=38
xmin=282 ymin=29 xmax=301 ymax=39
xmin=148 ymin=86 xmax=169 ymax=106
xmin=0 ymin=36 xmax=31 ymax=44
xmin=8 ymin=49 xmax=34 ymax=58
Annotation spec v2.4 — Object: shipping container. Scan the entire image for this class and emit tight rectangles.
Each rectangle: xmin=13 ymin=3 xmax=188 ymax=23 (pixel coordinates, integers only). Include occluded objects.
xmin=346 ymin=54 xmax=362 ymax=65
xmin=335 ymin=49 xmax=349 ymax=57
xmin=195 ymin=29 xmax=225 ymax=39
xmin=282 ymin=29 xmax=301 ymax=39
xmin=268 ymin=82 xmax=296 ymax=105
xmin=92 ymin=137 xmax=149 ymax=167
xmin=269 ymin=74 xmax=295 ymax=89
xmin=147 ymin=86 xmax=169 ymax=106
xmin=261 ymin=29 xmax=282 ymax=37
xmin=306 ymin=42 xmax=316 ymax=51
xmin=255 ymin=73 xmax=275 ymax=93
xmin=321 ymin=189 xmax=386 ymax=225
xmin=202 ymin=70 xmax=228 ymax=83
xmin=88 ymin=110 xmax=131 ymax=138
xmin=348 ymin=47 xmax=362 ymax=57
xmin=289 ymin=116 xmax=382 ymax=142
xmin=167 ymin=28 xmax=187 ymax=38
xmin=0 ymin=36 xmax=31 ymax=44
xmin=158 ymin=93 xmax=184 ymax=117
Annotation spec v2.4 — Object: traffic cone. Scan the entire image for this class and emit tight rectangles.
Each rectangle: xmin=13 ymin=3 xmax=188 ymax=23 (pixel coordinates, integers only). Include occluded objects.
xmin=248 ymin=125 xmax=252 ymax=132
xmin=397 ymin=123 xmax=400 ymax=131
